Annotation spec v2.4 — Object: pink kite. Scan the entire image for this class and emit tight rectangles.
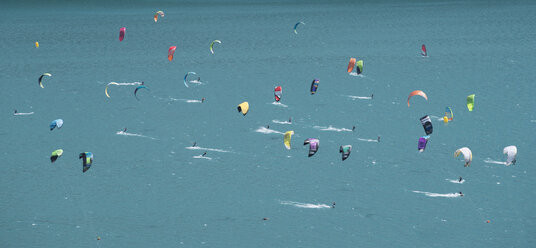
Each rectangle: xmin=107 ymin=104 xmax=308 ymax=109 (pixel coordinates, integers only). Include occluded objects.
xmin=119 ymin=27 xmax=126 ymax=42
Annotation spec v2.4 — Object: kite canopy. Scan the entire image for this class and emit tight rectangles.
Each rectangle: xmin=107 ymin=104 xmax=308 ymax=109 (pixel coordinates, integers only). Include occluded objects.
xmin=35 ymin=41 xmax=39 ymax=48
xmin=183 ymin=72 xmax=197 ymax=88
xmin=79 ymin=152 xmax=94 ymax=173
xmin=420 ymin=115 xmax=433 ymax=135
xmin=356 ymin=60 xmax=363 ymax=74
xmin=50 ymin=119 xmax=63 ymax=131
xmin=304 ymin=138 xmax=319 ymax=157
xmin=274 ymin=86 xmax=282 ymax=102
xmin=51 ymin=149 xmax=63 ymax=163
xmin=421 ymin=44 xmax=427 ymax=56
xmin=467 ymin=94 xmax=475 ymax=111
xmin=119 ymin=27 xmax=126 ymax=41
xmin=168 ymin=46 xmax=176 ymax=61
xmin=284 ymin=131 xmax=294 ymax=150
xmin=454 ymin=147 xmax=472 ymax=167
xmin=293 ymin=22 xmax=305 ymax=34
xmin=38 ymin=73 xmax=52 ymax=88
xmin=210 ymin=40 xmax=221 ymax=54
xmin=503 ymin=146 xmax=517 ymax=166
xmin=418 ymin=136 xmax=430 ymax=152
xmin=310 ymin=79 xmax=319 ymax=95
xmin=105 ymin=82 xmax=119 ymax=98
xmin=237 ymin=102 xmax=249 ymax=115
xmin=444 ymin=107 xmax=453 ymax=123
xmin=154 ymin=11 xmax=164 ymax=22
xmin=340 ymin=145 xmax=352 ymax=161
xmin=347 ymin=58 xmax=356 ymax=73
xmin=407 ymin=90 xmax=428 ymax=107
xmin=134 ymin=86 xmax=149 ymax=100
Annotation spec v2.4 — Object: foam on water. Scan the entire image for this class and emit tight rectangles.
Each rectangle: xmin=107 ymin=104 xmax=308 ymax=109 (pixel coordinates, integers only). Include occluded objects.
xmin=280 ymin=200 xmax=332 ymax=209
xmin=413 ymin=191 xmax=463 ymax=198
xmin=483 ymin=158 xmax=507 ymax=165
xmin=357 ymin=138 xmax=378 ymax=142
xmin=116 ymin=131 xmax=156 ymax=140
xmin=185 ymin=146 xmax=231 ymax=153
xmin=272 ymin=120 xmax=291 ymax=125
xmin=313 ymin=125 xmax=352 ymax=132
xmin=193 ymin=155 xmax=212 ymax=160
xmin=347 ymin=95 xmax=372 ymax=100
xmin=109 ymin=81 xmax=143 ymax=86
xmin=270 ymin=102 xmax=288 ymax=107
xmin=13 ymin=112 xmax=34 ymax=116
xmin=446 ymin=179 xmax=465 ymax=184
xmin=168 ymin=98 xmax=203 ymax=103
xmin=255 ymin=126 xmax=284 ymax=134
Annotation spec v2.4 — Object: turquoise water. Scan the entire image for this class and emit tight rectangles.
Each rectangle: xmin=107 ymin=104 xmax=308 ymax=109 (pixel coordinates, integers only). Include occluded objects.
xmin=1 ymin=1 xmax=535 ymax=247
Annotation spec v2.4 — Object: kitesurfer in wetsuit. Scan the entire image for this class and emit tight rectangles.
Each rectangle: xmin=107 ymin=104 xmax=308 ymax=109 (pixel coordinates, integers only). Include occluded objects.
xmin=377 ymin=136 xmax=381 ymax=142
xmin=459 ymin=192 xmax=464 ymax=196
xmin=371 ymin=94 xmax=374 ymax=99
xmin=352 ymin=126 xmax=356 ymax=131
xmin=14 ymin=109 xmax=17 ymax=114
xmin=459 ymin=177 xmax=463 ymax=182
xmin=123 ymin=128 xmax=127 ymax=132
xmin=201 ymin=97 xmax=205 ymax=103
xmin=202 ymin=152 xmax=207 ymax=157
xmin=331 ymin=202 xmax=336 ymax=208
xmin=288 ymin=117 xmax=292 ymax=123
xmin=141 ymin=81 xmax=144 ymax=85
xmin=266 ymin=125 xmax=270 ymax=129
xmin=192 ymin=141 xmax=197 ymax=147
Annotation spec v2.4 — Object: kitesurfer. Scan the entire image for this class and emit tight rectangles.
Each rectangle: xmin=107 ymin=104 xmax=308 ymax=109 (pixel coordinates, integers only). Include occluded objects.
xmin=141 ymin=81 xmax=144 ymax=85
xmin=377 ymin=136 xmax=381 ymax=142
xmin=459 ymin=177 xmax=463 ymax=182
xmin=331 ymin=202 xmax=336 ymax=208
xmin=123 ymin=128 xmax=127 ymax=132
xmin=266 ymin=125 xmax=270 ymax=129
xmin=352 ymin=126 xmax=356 ymax=131
xmin=371 ymin=94 xmax=374 ymax=99
xmin=288 ymin=117 xmax=292 ymax=123
xmin=201 ymin=97 xmax=206 ymax=103
xmin=202 ymin=152 xmax=207 ymax=157
xmin=197 ymin=77 xmax=201 ymax=82
xmin=192 ymin=142 xmax=197 ymax=147
xmin=14 ymin=109 xmax=17 ymax=114
xmin=458 ymin=192 xmax=464 ymax=197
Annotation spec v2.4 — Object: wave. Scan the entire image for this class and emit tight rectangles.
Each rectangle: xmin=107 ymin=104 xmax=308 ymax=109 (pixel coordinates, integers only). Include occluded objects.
xmin=347 ymin=95 xmax=372 ymax=100
xmin=185 ymin=146 xmax=230 ymax=153
xmin=446 ymin=179 xmax=465 ymax=184
xmin=116 ymin=131 xmax=156 ymax=140
xmin=193 ymin=155 xmax=212 ymax=160
xmin=413 ymin=191 xmax=462 ymax=198
xmin=313 ymin=125 xmax=352 ymax=132
xmin=270 ymin=102 xmax=288 ymax=108
xmin=280 ymin=200 xmax=332 ymax=209
xmin=272 ymin=120 xmax=291 ymax=125
xmin=357 ymin=138 xmax=378 ymax=142
xmin=483 ymin=158 xmax=506 ymax=165
xmin=255 ymin=126 xmax=284 ymax=135
xmin=14 ymin=112 xmax=34 ymax=116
